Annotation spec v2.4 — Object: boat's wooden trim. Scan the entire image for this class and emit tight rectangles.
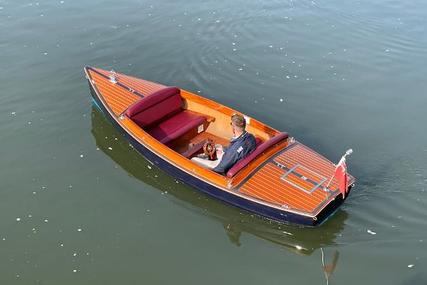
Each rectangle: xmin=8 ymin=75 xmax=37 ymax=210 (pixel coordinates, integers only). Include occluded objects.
xmin=182 ymin=89 xmax=279 ymax=140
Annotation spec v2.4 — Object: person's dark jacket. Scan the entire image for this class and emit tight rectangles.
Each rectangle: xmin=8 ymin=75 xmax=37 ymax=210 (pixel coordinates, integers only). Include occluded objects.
xmin=213 ymin=131 xmax=256 ymax=174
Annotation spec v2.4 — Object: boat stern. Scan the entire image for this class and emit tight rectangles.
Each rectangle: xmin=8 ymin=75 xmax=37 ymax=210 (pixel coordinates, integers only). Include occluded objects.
xmin=236 ymin=141 xmax=355 ymax=225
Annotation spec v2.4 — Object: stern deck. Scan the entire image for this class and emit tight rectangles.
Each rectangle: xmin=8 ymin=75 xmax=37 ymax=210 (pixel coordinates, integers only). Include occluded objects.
xmin=238 ymin=142 xmax=354 ymax=216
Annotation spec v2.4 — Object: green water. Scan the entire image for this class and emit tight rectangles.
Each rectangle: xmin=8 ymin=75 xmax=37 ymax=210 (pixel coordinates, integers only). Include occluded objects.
xmin=1 ymin=0 xmax=427 ymax=284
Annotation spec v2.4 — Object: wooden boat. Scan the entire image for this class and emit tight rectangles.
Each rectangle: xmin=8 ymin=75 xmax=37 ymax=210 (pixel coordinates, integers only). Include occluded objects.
xmin=84 ymin=66 xmax=355 ymax=226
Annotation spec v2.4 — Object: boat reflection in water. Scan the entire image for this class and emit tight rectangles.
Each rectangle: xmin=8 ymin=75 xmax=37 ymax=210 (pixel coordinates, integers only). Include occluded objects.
xmin=91 ymin=106 xmax=347 ymax=256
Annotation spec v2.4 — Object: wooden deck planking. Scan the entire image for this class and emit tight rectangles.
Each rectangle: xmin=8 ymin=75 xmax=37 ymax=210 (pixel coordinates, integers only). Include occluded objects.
xmin=90 ymin=71 xmax=141 ymax=115
xmin=95 ymin=68 xmax=165 ymax=96
xmin=241 ymin=172 xmax=322 ymax=212
xmin=240 ymin=163 xmax=328 ymax=213
xmin=274 ymin=143 xmax=355 ymax=191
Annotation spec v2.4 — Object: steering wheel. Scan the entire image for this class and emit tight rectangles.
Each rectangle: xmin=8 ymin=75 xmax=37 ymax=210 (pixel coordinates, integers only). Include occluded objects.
xmin=203 ymin=140 xmax=217 ymax=160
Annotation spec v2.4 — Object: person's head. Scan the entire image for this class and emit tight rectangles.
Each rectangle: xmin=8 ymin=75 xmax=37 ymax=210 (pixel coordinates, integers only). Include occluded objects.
xmin=230 ymin=113 xmax=246 ymax=136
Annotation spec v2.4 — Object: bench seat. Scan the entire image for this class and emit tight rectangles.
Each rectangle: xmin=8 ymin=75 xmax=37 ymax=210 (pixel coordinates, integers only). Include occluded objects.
xmin=148 ymin=111 xmax=205 ymax=144
xmin=126 ymin=86 xmax=206 ymax=145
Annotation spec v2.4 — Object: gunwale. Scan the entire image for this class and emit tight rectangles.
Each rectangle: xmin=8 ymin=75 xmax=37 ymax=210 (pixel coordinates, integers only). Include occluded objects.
xmin=84 ymin=66 xmax=355 ymax=223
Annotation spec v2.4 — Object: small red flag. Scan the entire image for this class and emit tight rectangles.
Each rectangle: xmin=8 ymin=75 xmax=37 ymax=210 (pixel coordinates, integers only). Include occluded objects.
xmin=334 ymin=159 xmax=348 ymax=198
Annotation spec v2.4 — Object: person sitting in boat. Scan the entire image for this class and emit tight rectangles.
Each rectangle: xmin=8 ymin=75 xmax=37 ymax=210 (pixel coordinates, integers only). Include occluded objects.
xmin=192 ymin=114 xmax=257 ymax=174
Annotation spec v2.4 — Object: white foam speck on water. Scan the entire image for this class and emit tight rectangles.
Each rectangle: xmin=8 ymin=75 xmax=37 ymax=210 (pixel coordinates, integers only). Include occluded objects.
xmin=108 ymin=147 xmax=113 ymax=150
xmin=80 ymin=154 xmax=84 ymax=158
xmin=2 ymin=237 xmax=5 ymax=241
xmin=73 ymin=253 xmax=77 ymax=257
xmin=279 ymin=98 xmax=284 ymax=102
xmin=147 ymin=165 xmax=152 ymax=170
xmin=367 ymin=229 xmax=377 ymax=235
xmin=295 ymin=245 xmax=302 ymax=250
xmin=43 ymin=52 xmax=48 ymax=55
xmin=11 ymin=112 xmax=16 ymax=115
xmin=44 ymin=219 xmax=48 ymax=223
xmin=408 ymin=264 xmax=414 ymax=268
xmin=77 ymin=228 xmax=82 ymax=232
xmin=0 ymin=7 xmax=4 ymax=10
xmin=60 ymin=0 xmax=64 ymax=3
xmin=60 ymin=243 xmax=64 ymax=247
xmin=16 ymin=217 xmax=21 ymax=222
xmin=282 ymin=231 xmax=293 ymax=236
xmin=28 ymin=214 xmax=32 ymax=218
xmin=73 ymin=269 xmax=77 ymax=273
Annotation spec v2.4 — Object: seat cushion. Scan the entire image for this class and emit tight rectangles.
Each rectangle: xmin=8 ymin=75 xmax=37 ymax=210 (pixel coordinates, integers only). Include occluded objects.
xmin=126 ymin=87 xmax=182 ymax=128
xmin=226 ymin=132 xmax=289 ymax=177
xmin=148 ymin=111 xmax=206 ymax=144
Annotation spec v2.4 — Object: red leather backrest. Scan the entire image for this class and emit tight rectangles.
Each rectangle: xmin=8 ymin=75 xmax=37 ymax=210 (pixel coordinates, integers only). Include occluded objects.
xmin=126 ymin=87 xmax=182 ymax=128
xmin=226 ymin=132 xmax=289 ymax=178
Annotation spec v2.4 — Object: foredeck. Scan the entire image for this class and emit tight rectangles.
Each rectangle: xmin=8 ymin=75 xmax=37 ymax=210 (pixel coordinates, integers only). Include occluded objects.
xmin=87 ymin=67 xmax=165 ymax=116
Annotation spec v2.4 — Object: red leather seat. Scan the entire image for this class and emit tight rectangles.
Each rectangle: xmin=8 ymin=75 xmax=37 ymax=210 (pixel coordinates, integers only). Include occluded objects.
xmin=226 ymin=132 xmax=288 ymax=177
xmin=126 ymin=87 xmax=206 ymax=144
xmin=148 ymin=111 xmax=205 ymax=144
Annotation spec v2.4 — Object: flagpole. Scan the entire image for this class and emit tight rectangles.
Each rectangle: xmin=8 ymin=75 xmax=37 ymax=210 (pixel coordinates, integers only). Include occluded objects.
xmin=325 ymin=149 xmax=353 ymax=189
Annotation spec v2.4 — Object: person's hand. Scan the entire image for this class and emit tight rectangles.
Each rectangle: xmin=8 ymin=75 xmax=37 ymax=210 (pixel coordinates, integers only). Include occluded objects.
xmin=216 ymin=144 xmax=223 ymax=155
